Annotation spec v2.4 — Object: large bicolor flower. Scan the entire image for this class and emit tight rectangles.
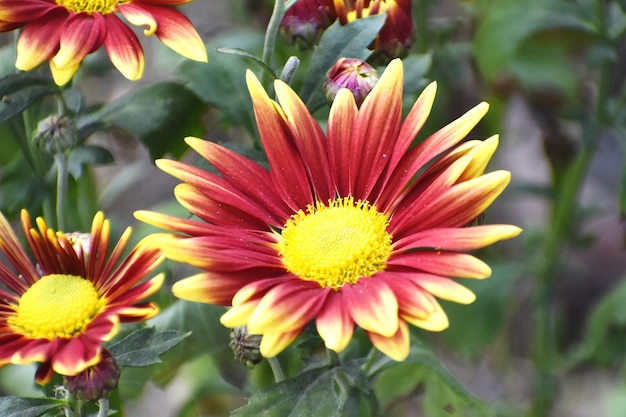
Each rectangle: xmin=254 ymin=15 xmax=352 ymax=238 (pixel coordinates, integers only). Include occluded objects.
xmin=334 ymin=0 xmax=413 ymax=57
xmin=0 ymin=211 xmax=164 ymax=384
xmin=0 ymin=0 xmax=208 ymax=85
xmin=136 ymin=59 xmax=521 ymax=361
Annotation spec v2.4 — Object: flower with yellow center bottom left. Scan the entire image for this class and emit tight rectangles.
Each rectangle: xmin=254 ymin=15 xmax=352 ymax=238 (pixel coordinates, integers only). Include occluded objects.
xmin=0 ymin=210 xmax=164 ymax=384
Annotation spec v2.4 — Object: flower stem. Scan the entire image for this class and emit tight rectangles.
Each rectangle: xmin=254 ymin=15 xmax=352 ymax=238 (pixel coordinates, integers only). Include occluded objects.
xmin=55 ymin=152 xmax=69 ymax=231
xmin=97 ymin=398 xmax=109 ymax=417
xmin=267 ymin=357 xmax=285 ymax=383
xmin=261 ymin=0 xmax=289 ymax=82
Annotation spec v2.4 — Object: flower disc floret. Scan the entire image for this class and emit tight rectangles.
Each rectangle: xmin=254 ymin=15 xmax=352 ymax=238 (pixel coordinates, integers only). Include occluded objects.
xmin=277 ymin=197 xmax=392 ymax=288
xmin=9 ymin=274 xmax=103 ymax=339
xmin=57 ymin=0 xmax=120 ymax=14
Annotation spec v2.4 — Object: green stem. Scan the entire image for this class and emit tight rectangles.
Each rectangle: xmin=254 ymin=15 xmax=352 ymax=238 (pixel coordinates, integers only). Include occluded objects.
xmin=54 ymin=152 xmax=69 ymax=231
xmin=261 ymin=0 xmax=288 ymax=82
xmin=415 ymin=0 xmax=429 ymax=53
xmin=267 ymin=357 xmax=285 ymax=383
xmin=327 ymin=348 xmax=340 ymax=367
xmin=97 ymin=398 xmax=109 ymax=417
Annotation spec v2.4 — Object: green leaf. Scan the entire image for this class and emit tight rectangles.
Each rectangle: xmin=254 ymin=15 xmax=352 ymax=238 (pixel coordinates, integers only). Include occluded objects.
xmin=0 ymin=73 xmax=57 ymax=123
xmin=375 ymin=342 xmax=493 ymax=416
xmin=0 ymin=396 xmax=65 ymax=417
xmin=177 ymin=30 xmax=264 ymax=137
xmin=579 ymin=276 xmax=626 ymax=365
xmin=299 ymin=14 xmax=386 ymax=108
xmin=95 ymin=82 xmax=205 ymax=159
xmin=231 ymin=367 xmax=340 ymax=417
xmin=473 ymin=0 xmax=596 ymax=81
xmin=216 ymin=47 xmax=278 ymax=79
xmin=108 ymin=327 xmax=189 ymax=367
xmin=68 ymin=145 xmax=114 ymax=179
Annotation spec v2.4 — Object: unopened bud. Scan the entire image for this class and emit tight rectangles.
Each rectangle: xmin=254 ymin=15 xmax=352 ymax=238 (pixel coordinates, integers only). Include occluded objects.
xmin=229 ymin=326 xmax=263 ymax=367
xmin=324 ymin=58 xmax=379 ymax=107
xmin=33 ymin=115 xmax=77 ymax=154
xmin=63 ymin=350 xmax=120 ymax=401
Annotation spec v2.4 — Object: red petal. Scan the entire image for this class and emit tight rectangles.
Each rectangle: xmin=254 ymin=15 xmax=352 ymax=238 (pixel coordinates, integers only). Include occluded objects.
xmin=103 ymin=14 xmax=145 ymax=80
xmin=316 ymin=290 xmax=355 ymax=352
xmin=274 ymin=80 xmax=334 ymax=202
xmin=367 ymin=319 xmax=409 ymax=361
xmin=343 ymin=277 xmax=398 ymax=337
xmin=246 ymin=70 xmax=314 ymax=210
xmin=388 ymin=251 xmax=492 ymax=279
xmin=350 ymin=59 xmax=403 ymax=200
xmin=52 ymin=12 xmax=106 ymax=70
xmin=327 ymin=89 xmax=358 ymax=196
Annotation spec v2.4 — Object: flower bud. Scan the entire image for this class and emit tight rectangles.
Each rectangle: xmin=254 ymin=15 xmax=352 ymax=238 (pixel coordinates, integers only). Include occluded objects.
xmin=324 ymin=58 xmax=379 ymax=107
xmin=63 ymin=350 xmax=120 ymax=401
xmin=281 ymin=0 xmax=336 ymax=46
xmin=33 ymin=115 xmax=78 ymax=155
xmin=229 ymin=326 xmax=263 ymax=367
xmin=65 ymin=232 xmax=92 ymax=258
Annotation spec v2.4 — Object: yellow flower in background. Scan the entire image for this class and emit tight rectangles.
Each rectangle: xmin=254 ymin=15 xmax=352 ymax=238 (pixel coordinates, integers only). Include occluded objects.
xmin=0 ymin=211 xmax=164 ymax=384
xmin=0 ymin=0 xmax=208 ymax=85
xmin=137 ymin=59 xmax=521 ymax=362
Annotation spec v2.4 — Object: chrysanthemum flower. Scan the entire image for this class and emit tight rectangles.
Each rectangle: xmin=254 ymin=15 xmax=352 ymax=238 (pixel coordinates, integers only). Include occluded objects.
xmin=334 ymin=0 xmax=413 ymax=57
xmin=136 ymin=59 xmax=521 ymax=361
xmin=0 ymin=0 xmax=208 ymax=85
xmin=0 ymin=211 xmax=164 ymax=384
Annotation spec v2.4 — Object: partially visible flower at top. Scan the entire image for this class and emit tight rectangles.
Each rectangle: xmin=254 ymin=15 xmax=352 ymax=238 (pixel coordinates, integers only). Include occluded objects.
xmin=65 ymin=232 xmax=93 ymax=258
xmin=136 ymin=59 xmax=521 ymax=362
xmin=0 ymin=0 xmax=208 ymax=85
xmin=324 ymin=57 xmax=379 ymax=107
xmin=334 ymin=0 xmax=413 ymax=58
xmin=0 ymin=211 xmax=164 ymax=384
xmin=281 ymin=0 xmax=336 ymax=46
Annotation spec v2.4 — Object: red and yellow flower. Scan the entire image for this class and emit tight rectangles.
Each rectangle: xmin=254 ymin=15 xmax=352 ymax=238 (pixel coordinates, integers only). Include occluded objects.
xmin=0 ymin=211 xmax=164 ymax=384
xmin=334 ymin=0 xmax=413 ymax=57
xmin=0 ymin=0 xmax=207 ymax=85
xmin=136 ymin=59 xmax=521 ymax=361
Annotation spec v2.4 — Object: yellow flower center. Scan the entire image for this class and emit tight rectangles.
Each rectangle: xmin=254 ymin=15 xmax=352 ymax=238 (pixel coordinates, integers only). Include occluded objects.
xmin=56 ymin=0 xmax=121 ymax=14
xmin=277 ymin=197 xmax=392 ymax=289
xmin=9 ymin=274 xmax=103 ymax=339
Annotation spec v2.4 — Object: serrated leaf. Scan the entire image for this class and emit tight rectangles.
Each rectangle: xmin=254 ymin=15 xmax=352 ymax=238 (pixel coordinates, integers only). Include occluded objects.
xmin=96 ymin=82 xmax=205 ymax=159
xmin=0 ymin=396 xmax=65 ymax=417
xmin=231 ymin=367 xmax=340 ymax=417
xmin=108 ymin=327 xmax=189 ymax=367
xmin=68 ymin=145 xmax=114 ymax=179
xmin=299 ymin=14 xmax=386 ymax=107
xmin=232 ymin=360 xmax=376 ymax=417
xmin=0 ymin=73 xmax=57 ymax=123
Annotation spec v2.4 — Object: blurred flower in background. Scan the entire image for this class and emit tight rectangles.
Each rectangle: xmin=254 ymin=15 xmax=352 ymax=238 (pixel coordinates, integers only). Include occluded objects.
xmin=137 ymin=59 xmax=521 ymax=362
xmin=0 ymin=0 xmax=208 ymax=85
xmin=324 ymin=57 xmax=379 ymax=106
xmin=333 ymin=0 xmax=413 ymax=57
xmin=281 ymin=0 xmax=336 ymax=46
xmin=0 ymin=211 xmax=164 ymax=384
